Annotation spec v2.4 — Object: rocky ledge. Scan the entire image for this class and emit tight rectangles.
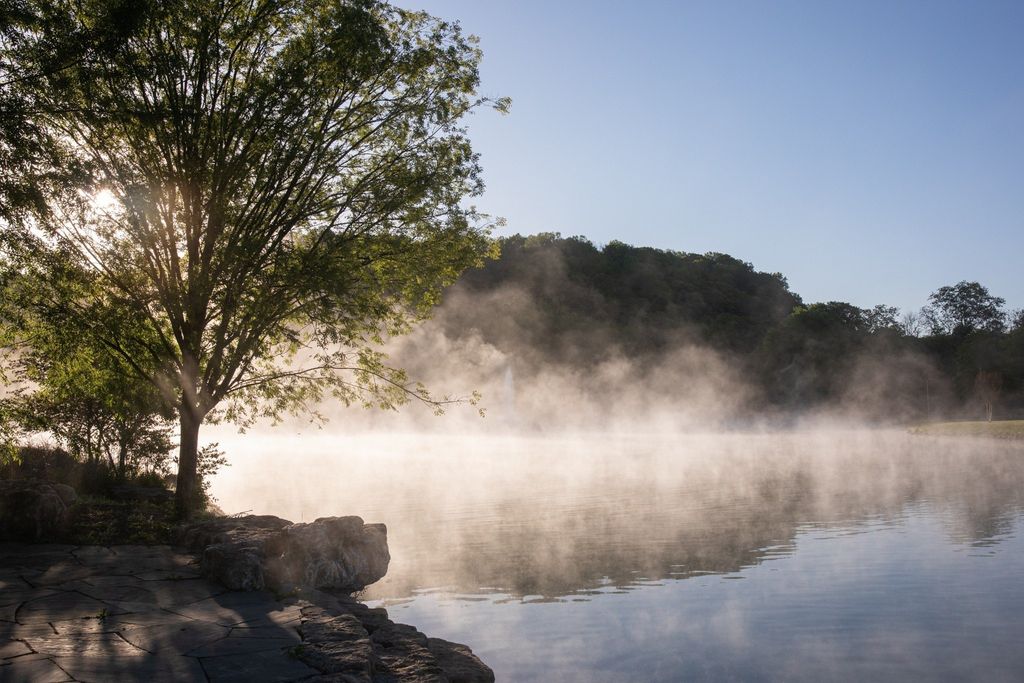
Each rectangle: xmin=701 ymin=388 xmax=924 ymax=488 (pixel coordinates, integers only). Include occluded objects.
xmin=0 ymin=512 xmax=493 ymax=682
xmin=298 ymin=592 xmax=492 ymax=683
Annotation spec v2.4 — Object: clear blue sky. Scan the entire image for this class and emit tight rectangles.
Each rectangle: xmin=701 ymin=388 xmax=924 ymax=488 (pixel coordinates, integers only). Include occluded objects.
xmin=412 ymin=0 xmax=1023 ymax=314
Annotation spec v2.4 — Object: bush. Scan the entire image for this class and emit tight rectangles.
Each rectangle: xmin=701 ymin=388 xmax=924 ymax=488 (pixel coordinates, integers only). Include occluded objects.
xmin=78 ymin=460 xmax=117 ymax=496
xmin=6 ymin=445 xmax=172 ymax=498
xmin=133 ymin=470 xmax=166 ymax=489
xmin=174 ymin=443 xmax=229 ymax=511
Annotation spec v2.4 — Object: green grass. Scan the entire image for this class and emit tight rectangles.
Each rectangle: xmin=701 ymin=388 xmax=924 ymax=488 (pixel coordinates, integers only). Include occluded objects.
xmin=910 ymin=420 xmax=1024 ymax=441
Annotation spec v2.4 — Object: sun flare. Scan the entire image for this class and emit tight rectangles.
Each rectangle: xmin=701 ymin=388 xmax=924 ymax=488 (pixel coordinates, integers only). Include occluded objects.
xmin=91 ymin=188 xmax=118 ymax=211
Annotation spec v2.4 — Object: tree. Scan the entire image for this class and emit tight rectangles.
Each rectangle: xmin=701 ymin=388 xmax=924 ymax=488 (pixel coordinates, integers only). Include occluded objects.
xmin=0 ymin=0 xmax=126 ymax=225
xmin=0 ymin=267 xmax=174 ymax=481
xmin=974 ymin=370 xmax=1002 ymax=422
xmin=923 ymin=281 xmax=1006 ymax=335
xmin=2 ymin=0 xmax=505 ymax=516
xmin=445 ymin=233 xmax=802 ymax=364
xmin=1010 ymin=309 xmax=1024 ymax=333
xmin=864 ymin=304 xmax=900 ymax=333
xmin=899 ymin=309 xmax=926 ymax=337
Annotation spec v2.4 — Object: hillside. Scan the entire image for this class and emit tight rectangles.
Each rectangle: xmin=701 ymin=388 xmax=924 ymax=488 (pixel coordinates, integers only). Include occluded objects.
xmin=416 ymin=233 xmax=1024 ymax=423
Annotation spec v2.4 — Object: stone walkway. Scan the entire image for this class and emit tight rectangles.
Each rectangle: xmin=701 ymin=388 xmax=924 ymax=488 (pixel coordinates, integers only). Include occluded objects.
xmin=0 ymin=543 xmax=317 ymax=682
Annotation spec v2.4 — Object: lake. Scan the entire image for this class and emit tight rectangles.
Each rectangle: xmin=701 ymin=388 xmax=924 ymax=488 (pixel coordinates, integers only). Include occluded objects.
xmin=210 ymin=429 xmax=1024 ymax=681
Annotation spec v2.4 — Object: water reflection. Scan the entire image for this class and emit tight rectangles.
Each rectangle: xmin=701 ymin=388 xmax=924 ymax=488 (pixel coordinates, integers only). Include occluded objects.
xmin=210 ymin=430 xmax=1024 ymax=600
xmin=211 ymin=430 xmax=1024 ymax=681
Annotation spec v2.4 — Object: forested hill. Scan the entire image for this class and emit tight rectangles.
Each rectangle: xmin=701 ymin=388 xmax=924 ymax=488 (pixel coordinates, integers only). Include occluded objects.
xmin=438 ymin=233 xmax=802 ymax=361
xmin=431 ymin=233 xmax=1023 ymax=421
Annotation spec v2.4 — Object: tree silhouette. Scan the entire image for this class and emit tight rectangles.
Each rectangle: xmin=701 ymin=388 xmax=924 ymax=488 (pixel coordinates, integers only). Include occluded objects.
xmin=924 ymin=281 xmax=1006 ymax=335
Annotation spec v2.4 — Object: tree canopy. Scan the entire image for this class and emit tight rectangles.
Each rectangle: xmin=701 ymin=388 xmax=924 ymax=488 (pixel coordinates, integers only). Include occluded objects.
xmin=924 ymin=281 xmax=1006 ymax=335
xmin=0 ymin=263 xmax=173 ymax=481
xmin=441 ymin=233 xmax=801 ymax=363
xmin=427 ymin=234 xmax=1023 ymax=421
xmin=1 ymin=0 xmax=505 ymax=515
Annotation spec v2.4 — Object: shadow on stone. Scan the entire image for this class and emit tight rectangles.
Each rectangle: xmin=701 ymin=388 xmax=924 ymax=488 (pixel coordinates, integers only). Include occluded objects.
xmin=1 ymin=510 xmax=494 ymax=682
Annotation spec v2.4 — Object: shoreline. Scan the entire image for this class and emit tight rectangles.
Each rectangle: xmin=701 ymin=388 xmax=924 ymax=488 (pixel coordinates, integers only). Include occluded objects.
xmin=0 ymin=541 xmax=493 ymax=682
xmin=0 ymin=482 xmax=494 ymax=682
xmin=909 ymin=420 xmax=1024 ymax=442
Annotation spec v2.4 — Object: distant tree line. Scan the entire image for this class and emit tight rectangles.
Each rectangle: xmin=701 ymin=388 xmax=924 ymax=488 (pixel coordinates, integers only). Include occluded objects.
xmin=437 ymin=233 xmax=1023 ymax=422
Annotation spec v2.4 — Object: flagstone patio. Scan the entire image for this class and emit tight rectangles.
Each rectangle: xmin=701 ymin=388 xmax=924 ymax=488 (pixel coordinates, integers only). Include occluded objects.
xmin=0 ymin=543 xmax=318 ymax=682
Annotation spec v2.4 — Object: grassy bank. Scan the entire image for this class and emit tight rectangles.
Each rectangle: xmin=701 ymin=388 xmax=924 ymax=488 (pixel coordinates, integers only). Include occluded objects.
xmin=910 ymin=420 xmax=1024 ymax=442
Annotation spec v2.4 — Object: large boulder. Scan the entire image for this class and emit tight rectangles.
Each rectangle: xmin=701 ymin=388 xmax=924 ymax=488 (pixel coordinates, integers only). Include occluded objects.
xmin=200 ymin=541 xmax=266 ymax=591
xmin=0 ymin=479 xmax=76 ymax=541
xmin=178 ymin=515 xmax=389 ymax=593
xmin=176 ymin=514 xmax=290 ymax=551
xmin=264 ymin=517 xmax=390 ymax=592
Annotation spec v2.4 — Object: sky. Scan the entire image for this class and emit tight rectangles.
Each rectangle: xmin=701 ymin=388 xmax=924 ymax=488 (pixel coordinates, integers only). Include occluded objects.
xmin=411 ymin=0 xmax=1023 ymax=314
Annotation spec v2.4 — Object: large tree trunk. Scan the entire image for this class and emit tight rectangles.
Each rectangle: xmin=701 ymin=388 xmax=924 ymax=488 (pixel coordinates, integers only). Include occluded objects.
xmin=175 ymin=404 xmax=202 ymax=519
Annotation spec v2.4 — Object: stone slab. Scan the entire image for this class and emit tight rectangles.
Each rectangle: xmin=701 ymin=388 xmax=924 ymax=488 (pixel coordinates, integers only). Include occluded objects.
xmin=0 ymin=605 xmax=18 ymax=624
xmin=0 ymin=656 xmax=72 ymax=682
xmin=0 ymin=585 xmax=50 ymax=607
xmin=70 ymin=547 xmax=118 ymax=563
xmin=101 ymin=610 xmax=196 ymax=629
xmin=121 ymin=621 xmax=230 ymax=653
xmin=16 ymin=591 xmax=113 ymax=624
xmin=138 ymin=578 xmax=227 ymax=607
xmin=56 ymin=653 xmax=207 ymax=682
xmin=21 ymin=632 xmax=148 ymax=658
xmin=171 ymin=592 xmax=293 ymax=627
xmin=0 ymin=640 xmax=30 ymax=659
xmin=199 ymin=647 xmax=318 ymax=683
xmin=75 ymin=582 xmax=160 ymax=605
xmin=0 ymin=622 xmax=58 ymax=640
xmin=228 ymin=624 xmax=302 ymax=642
xmin=188 ymin=635 xmax=298 ymax=657
xmin=0 ymin=533 xmax=491 ymax=682
xmin=32 ymin=563 xmax=97 ymax=587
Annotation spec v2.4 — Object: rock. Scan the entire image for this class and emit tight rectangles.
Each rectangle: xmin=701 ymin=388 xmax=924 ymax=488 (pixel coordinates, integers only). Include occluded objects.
xmin=52 ymin=483 xmax=77 ymax=507
xmin=175 ymin=514 xmax=490 ymax=680
xmin=296 ymin=613 xmax=374 ymax=679
xmin=299 ymin=613 xmax=368 ymax=644
xmin=0 ymin=540 xmax=492 ymax=683
xmin=372 ymin=626 xmax=445 ymax=683
xmin=197 ymin=647 xmax=319 ymax=682
xmin=296 ymin=609 xmax=494 ymax=683
xmin=263 ymin=517 xmax=390 ymax=592
xmin=297 ymin=638 xmax=374 ymax=679
xmin=175 ymin=514 xmax=291 ymax=551
xmin=427 ymin=638 xmax=496 ymax=683
xmin=334 ymin=599 xmax=391 ymax=635
xmin=201 ymin=541 xmax=265 ymax=591
xmin=178 ymin=515 xmax=389 ymax=594
xmin=0 ymin=479 xmax=75 ymax=541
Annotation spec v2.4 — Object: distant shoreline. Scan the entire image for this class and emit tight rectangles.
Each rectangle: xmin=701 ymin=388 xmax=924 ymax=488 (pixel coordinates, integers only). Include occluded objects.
xmin=910 ymin=420 xmax=1024 ymax=442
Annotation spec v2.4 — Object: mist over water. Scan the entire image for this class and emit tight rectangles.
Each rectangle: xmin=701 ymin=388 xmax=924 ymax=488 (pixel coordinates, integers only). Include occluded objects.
xmin=203 ymin=237 xmax=1021 ymax=681
xmin=209 ymin=428 xmax=1024 ymax=681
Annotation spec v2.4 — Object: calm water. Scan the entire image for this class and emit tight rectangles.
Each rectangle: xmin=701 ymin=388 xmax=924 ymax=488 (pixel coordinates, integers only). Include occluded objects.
xmin=211 ymin=429 xmax=1024 ymax=681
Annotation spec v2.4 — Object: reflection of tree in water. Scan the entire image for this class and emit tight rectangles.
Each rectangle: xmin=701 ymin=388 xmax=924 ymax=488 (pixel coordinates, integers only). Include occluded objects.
xmin=945 ymin=507 xmax=1016 ymax=548
xmin=364 ymin=434 xmax=1024 ymax=600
